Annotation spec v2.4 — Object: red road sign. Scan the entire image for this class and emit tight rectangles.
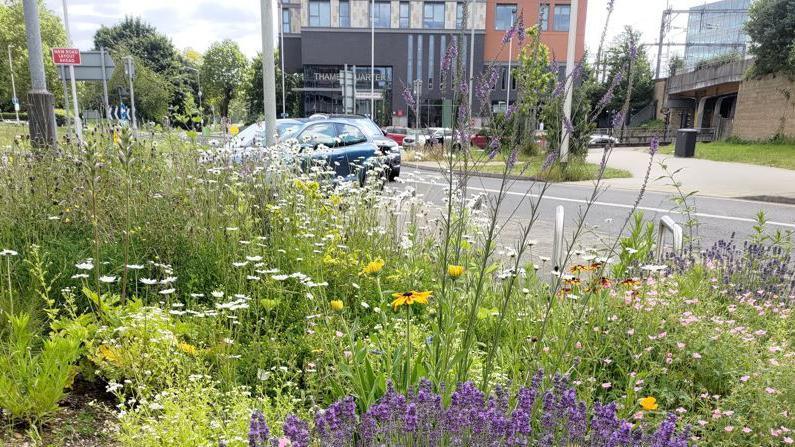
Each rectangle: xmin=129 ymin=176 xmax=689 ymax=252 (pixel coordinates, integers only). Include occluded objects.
xmin=51 ymin=48 xmax=81 ymax=65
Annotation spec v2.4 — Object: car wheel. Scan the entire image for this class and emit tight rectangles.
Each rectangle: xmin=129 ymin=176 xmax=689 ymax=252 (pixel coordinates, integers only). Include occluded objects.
xmin=388 ymin=166 xmax=400 ymax=182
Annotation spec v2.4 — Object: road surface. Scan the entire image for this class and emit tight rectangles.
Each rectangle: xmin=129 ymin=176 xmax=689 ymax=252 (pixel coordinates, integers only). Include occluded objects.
xmin=392 ymin=167 xmax=795 ymax=259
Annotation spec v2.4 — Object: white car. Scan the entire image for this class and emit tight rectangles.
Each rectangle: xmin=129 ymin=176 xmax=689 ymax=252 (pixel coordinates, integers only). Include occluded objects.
xmin=401 ymin=129 xmax=432 ymax=149
xmin=588 ymin=134 xmax=619 ymax=146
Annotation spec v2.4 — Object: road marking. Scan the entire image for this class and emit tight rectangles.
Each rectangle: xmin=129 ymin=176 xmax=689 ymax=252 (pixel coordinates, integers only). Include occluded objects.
xmin=405 ymin=178 xmax=795 ymax=230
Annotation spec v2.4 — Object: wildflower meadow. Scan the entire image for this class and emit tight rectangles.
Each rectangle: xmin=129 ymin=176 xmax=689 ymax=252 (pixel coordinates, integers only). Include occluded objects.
xmin=1 ymin=8 xmax=793 ymax=447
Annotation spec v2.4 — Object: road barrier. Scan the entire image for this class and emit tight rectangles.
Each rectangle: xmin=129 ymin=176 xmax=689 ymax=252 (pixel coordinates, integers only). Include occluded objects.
xmin=656 ymin=215 xmax=683 ymax=262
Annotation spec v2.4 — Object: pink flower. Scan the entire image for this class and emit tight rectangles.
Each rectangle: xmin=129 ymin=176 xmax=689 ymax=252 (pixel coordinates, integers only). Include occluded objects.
xmin=601 ymin=382 xmax=612 ymax=389
xmin=742 ymin=427 xmax=752 ymax=433
xmin=692 ymin=352 xmax=702 ymax=359
xmin=278 ymin=437 xmax=292 ymax=447
xmin=783 ymin=437 xmax=793 ymax=444
xmin=724 ymin=426 xmax=734 ymax=432
xmin=740 ymin=375 xmax=750 ymax=382
xmin=765 ymin=387 xmax=777 ymax=394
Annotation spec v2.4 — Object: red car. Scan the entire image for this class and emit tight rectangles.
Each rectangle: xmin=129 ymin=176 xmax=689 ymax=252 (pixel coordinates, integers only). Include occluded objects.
xmin=384 ymin=126 xmax=409 ymax=146
xmin=470 ymin=129 xmax=490 ymax=149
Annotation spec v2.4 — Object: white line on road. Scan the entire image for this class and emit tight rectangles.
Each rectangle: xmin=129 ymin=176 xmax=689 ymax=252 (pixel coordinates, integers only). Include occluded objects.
xmin=406 ymin=179 xmax=795 ymax=229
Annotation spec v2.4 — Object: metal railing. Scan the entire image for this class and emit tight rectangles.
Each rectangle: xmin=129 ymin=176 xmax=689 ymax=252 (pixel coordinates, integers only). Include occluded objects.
xmin=656 ymin=216 xmax=683 ymax=262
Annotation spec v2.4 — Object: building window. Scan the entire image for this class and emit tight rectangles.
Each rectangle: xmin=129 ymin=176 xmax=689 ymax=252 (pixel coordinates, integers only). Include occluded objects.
xmin=282 ymin=8 xmax=291 ymax=33
xmin=371 ymin=1 xmax=391 ymax=28
xmin=399 ymin=1 xmax=410 ymax=28
xmin=495 ymin=4 xmax=517 ymax=30
xmin=538 ymin=3 xmax=549 ymax=31
xmin=456 ymin=2 xmax=465 ymax=28
xmin=339 ymin=0 xmax=350 ymax=27
xmin=308 ymin=0 xmax=330 ymax=26
xmin=553 ymin=4 xmax=570 ymax=31
xmin=423 ymin=2 xmax=445 ymax=29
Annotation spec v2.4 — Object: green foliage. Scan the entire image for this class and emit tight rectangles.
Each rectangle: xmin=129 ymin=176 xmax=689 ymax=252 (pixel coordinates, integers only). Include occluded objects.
xmin=0 ymin=0 xmax=67 ymax=112
xmin=612 ymin=213 xmax=655 ymax=278
xmin=246 ymin=52 xmax=304 ymax=122
xmin=746 ymin=0 xmax=795 ymax=77
xmin=94 ymin=17 xmax=179 ymax=74
xmin=589 ymin=26 xmax=655 ymax=124
xmin=91 ymin=17 xmax=201 ymax=126
xmin=201 ymin=40 xmax=248 ymax=118
xmin=0 ymin=312 xmax=84 ymax=422
xmin=117 ymin=378 xmax=304 ymax=447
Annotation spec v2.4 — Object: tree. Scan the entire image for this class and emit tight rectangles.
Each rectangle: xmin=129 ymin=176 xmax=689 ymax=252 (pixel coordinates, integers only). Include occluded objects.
xmin=92 ymin=17 xmax=201 ymax=126
xmin=0 ymin=0 xmax=67 ymax=113
xmin=513 ymin=26 xmax=555 ymax=155
xmin=94 ymin=17 xmax=180 ymax=74
xmin=201 ymin=40 xmax=247 ymax=119
xmin=246 ymin=51 xmax=303 ymax=122
xmin=746 ymin=0 xmax=795 ymax=77
xmin=587 ymin=26 xmax=654 ymax=127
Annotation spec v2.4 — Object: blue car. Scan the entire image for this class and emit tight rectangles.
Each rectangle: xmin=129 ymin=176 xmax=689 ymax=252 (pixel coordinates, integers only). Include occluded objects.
xmin=285 ymin=118 xmax=400 ymax=183
xmin=305 ymin=114 xmax=401 ymax=181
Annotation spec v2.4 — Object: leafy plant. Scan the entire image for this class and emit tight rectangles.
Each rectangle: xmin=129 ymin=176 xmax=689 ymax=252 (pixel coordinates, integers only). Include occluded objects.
xmin=0 ymin=312 xmax=83 ymax=422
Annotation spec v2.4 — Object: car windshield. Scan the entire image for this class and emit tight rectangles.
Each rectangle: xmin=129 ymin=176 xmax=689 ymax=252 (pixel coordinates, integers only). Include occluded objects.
xmin=232 ymin=124 xmax=265 ymax=146
xmin=349 ymin=118 xmax=383 ymax=138
xmin=277 ymin=122 xmax=302 ymax=137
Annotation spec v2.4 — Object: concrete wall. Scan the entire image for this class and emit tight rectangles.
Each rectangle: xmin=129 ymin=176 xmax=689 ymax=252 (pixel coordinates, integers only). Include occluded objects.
xmin=733 ymin=74 xmax=795 ymax=140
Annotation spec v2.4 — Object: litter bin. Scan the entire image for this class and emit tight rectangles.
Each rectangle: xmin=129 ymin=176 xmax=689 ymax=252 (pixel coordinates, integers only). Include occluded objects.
xmin=675 ymin=129 xmax=698 ymax=157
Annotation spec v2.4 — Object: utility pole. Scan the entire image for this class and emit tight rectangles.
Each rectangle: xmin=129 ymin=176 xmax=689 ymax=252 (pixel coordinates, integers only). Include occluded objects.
xmin=370 ymin=0 xmax=375 ymax=121
xmin=22 ymin=0 xmax=57 ymax=147
xmin=279 ymin=0 xmax=287 ymax=118
xmin=655 ymin=9 xmax=670 ymax=80
xmin=100 ymin=47 xmax=111 ymax=122
xmin=61 ymin=0 xmax=82 ymax=142
xmin=7 ymin=45 xmax=19 ymax=122
xmin=560 ymin=0 xmax=579 ymax=163
xmin=124 ymin=56 xmax=137 ymax=130
xmin=413 ymin=79 xmax=421 ymax=130
xmin=467 ymin=0 xmax=475 ymax=119
xmin=260 ymin=0 xmax=277 ymax=146
xmin=505 ymin=10 xmax=515 ymax=108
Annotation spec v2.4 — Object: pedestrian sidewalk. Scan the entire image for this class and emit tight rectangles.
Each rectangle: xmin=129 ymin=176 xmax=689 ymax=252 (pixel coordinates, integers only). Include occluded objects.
xmin=578 ymin=147 xmax=795 ymax=202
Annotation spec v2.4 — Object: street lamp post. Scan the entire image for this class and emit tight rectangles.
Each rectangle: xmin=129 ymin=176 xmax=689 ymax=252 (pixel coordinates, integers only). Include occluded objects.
xmin=260 ymin=0 xmax=277 ymax=146
xmin=7 ymin=45 xmax=19 ymax=123
xmin=279 ymin=0 xmax=287 ymax=118
xmin=370 ymin=0 xmax=375 ymax=120
xmin=185 ymin=66 xmax=202 ymax=124
xmin=62 ymin=0 xmax=82 ymax=142
xmin=22 ymin=0 xmax=57 ymax=147
xmin=467 ymin=0 xmax=475 ymax=120
xmin=560 ymin=0 xmax=579 ymax=163
xmin=505 ymin=11 xmax=515 ymax=108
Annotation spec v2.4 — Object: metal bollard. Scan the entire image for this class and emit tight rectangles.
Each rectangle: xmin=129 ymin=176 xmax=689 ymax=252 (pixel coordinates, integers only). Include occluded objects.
xmin=656 ymin=215 xmax=683 ymax=262
xmin=552 ymin=205 xmax=565 ymax=271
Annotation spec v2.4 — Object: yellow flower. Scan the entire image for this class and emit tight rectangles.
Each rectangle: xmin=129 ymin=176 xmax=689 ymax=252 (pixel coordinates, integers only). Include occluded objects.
xmin=229 ymin=125 xmax=240 ymax=136
xmin=178 ymin=342 xmax=198 ymax=356
xmin=362 ymin=259 xmax=384 ymax=275
xmin=113 ymin=130 xmax=121 ymax=145
xmin=640 ymin=396 xmax=658 ymax=411
xmin=390 ymin=290 xmax=432 ymax=311
xmin=330 ymin=299 xmax=344 ymax=311
xmin=98 ymin=344 xmax=121 ymax=366
xmin=447 ymin=265 xmax=464 ymax=279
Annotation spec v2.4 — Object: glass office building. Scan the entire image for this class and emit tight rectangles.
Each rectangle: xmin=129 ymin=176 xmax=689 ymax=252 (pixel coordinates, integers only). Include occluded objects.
xmin=683 ymin=0 xmax=750 ymax=71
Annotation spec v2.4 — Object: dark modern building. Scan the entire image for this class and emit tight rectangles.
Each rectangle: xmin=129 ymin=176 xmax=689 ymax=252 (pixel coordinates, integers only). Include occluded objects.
xmin=279 ymin=0 xmax=586 ymax=126
xmin=280 ymin=0 xmax=487 ymax=127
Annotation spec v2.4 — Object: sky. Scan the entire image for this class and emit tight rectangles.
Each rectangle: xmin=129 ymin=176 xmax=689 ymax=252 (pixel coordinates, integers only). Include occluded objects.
xmin=44 ymin=0 xmax=716 ymax=64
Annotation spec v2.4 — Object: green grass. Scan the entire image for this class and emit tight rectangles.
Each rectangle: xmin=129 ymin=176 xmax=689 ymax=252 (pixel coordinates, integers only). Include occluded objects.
xmin=659 ymin=140 xmax=795 ymax=170
xmin=475 ymin=156 xmax=632 ymax=182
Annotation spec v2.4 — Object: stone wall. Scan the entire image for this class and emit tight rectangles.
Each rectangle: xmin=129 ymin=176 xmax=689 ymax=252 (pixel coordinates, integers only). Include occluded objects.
xmin=732 ymin=74 xmax=795 ymax=140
